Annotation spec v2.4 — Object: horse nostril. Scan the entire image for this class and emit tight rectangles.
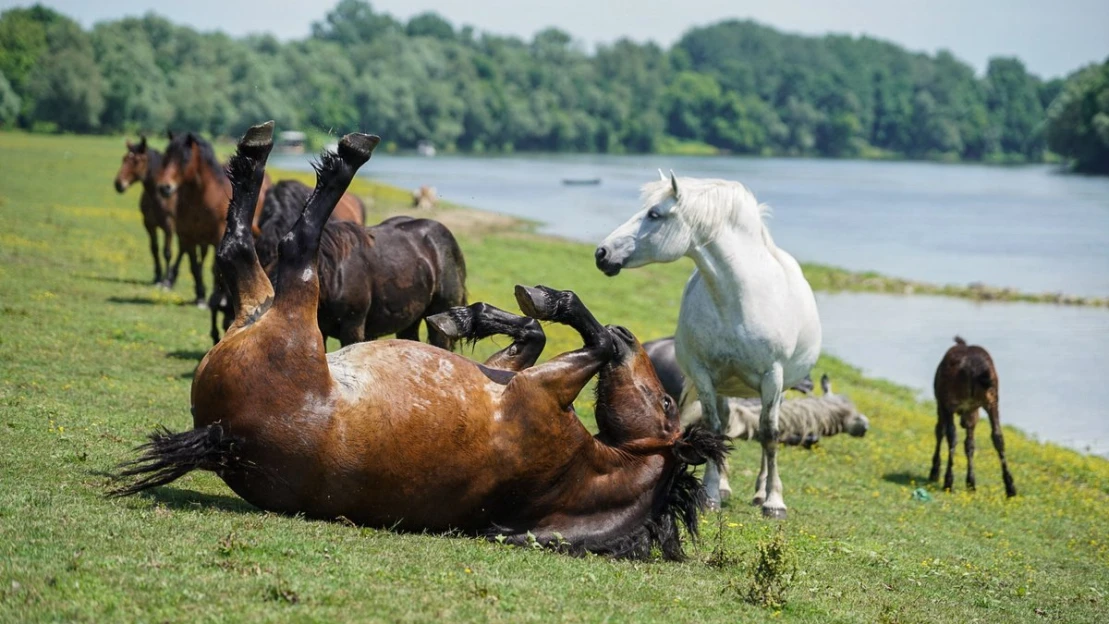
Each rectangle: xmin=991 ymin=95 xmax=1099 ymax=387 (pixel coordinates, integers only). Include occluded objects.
xmin=594 ymin=247 xmax=607 ymax=262
xmin=157 ymin=184 xmax=173 ymax=198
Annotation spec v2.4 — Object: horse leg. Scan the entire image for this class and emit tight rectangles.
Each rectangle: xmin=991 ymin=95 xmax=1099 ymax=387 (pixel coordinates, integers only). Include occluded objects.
xmin=213 ymin=122 xmax=278 ymax=332
xmin=943 ymin=410 xmax=957 ymax=492
xmin=513 ymin=285 xmax=613 ymax=407
xmin=758 ymin=364 xmax=787 ymax=519
xmin=208 ymin=278 xmax=225 ymax=344
xmin=427 ymin=302 xmax=546 ymax=371
xmin=270 ymin=134 xmax=378 ymax=321
xmin=986 ymin=401 xmax=1017 ymax=497
xmin=678 ymin=361 xmax=725 ymax=509
xmin=145 ymin=218 xmax=162 ymax=285
xmin=187 ymin=243 xmax=207 ymax=307
xmin=338 ymin=314 xmax=366 ymax=347
xmin=929 ymin=404 xmax=951 ymax=482
xmin=714 ymin=395 xmax=734 ymax=502
xmin=962 ymin=410 xmax=978 ymax=491
xmin=160 ymin=219 xmax=175 ymax=288
xmin=168 ymin=235 xmax=186 ymax=290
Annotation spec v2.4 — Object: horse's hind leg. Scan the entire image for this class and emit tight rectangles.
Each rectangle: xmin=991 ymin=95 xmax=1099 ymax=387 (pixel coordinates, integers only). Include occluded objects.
xmin=962 ymin=410 xmax=978 ymax=491
xmin=757 ymin=363 xmax=787 ymax=519
xmin=271 ymin=134 xmax=379 ymax=320
xmin=513 ymin=285 xmax=613 ymax=407
xmin=427 ymin=302 xmax=546 ymax=371
xmin=678 ymin=361 xmax=725 ymax=509
xmin=986 ymin=401 xmax=1016 ymax=497
xmin=160 ymin=219 xmax=175 ymax=288
xmin=214 ymin=122 xmax=278 ymax=330
xmin=186 ymin=244 xmax=206 ymax=307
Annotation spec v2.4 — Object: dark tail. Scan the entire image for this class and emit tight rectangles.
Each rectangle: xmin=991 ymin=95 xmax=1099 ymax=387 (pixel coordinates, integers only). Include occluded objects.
xmin=108 ymin=425 xmax=240 ymax=497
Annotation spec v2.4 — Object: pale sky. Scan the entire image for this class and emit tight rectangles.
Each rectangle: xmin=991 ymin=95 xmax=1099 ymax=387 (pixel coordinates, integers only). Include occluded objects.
xmin=4 ymin=0 xmax=1107 ymax=78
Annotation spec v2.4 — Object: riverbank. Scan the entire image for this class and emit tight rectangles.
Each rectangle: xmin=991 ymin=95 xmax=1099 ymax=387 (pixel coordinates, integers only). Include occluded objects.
xmin=1 ymin=132 xmax=1106 ymax=623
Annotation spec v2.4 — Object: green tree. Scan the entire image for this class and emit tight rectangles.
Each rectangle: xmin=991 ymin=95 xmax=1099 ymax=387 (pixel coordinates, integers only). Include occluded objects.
xmin=1045 ymin=60 xmax=1109 ymax=174
xmin=0 ymin=69 xmax=19 ymax=126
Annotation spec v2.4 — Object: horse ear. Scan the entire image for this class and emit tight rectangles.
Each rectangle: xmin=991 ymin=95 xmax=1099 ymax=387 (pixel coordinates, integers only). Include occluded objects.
xmin=821 ymin=374 xmax=831 ymax=395
xmin=125 ymin=139 xmax=133 ymax=150
xmin=137 ymin=136 xmax=147 ymax=152
xmin=166 ymin=130 xmax=175 ymax=141
xmin=185 ymin=132 xmax=197 ymax=146
xmin=658 ymin=168 xmax=666 ymax=182
xmin=669 ymin=170 xmax=679 ymax=198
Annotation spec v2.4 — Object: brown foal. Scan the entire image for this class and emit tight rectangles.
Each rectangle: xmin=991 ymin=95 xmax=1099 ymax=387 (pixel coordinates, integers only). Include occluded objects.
xmin=931 ymin=336 xmax=1017 ymax=497
xmin=114 ymin=137 xmax=180 ymax=287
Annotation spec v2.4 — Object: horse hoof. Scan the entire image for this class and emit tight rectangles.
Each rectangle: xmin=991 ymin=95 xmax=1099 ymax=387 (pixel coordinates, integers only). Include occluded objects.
xmin=719 ymin=488 xmax=732 ymax=502
xmin=751 ymin=495 xmax=765 ymax=507
xmin=195 ymin=300 xmax=209 ymax=310
xmin=761 ymin=506 xmax=787 ymax=520
xmin=426 ymin=309 xmax=469 ymax=339
xmin=514 ymin=285 xmax=559 ymax=320
xmin=705 ymin=498 xmax=722 ymax=512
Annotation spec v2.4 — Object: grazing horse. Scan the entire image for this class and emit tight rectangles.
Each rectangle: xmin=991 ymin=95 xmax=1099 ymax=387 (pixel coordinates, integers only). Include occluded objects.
xmin=208 ymin=179 xmax=366 ymax=343
xmin=112 ymin=122 xmax=725 ymax=559
xmin=931 ymin=337 xmax=1016 ymax=497
xmin=412 ymin=185 xmax=438 ymax=210
xmin=154 ymin=131 xmax=271 ymax=307
xmin=114 ymin=137 xmax=180 ymax=286
xmin=596 ymin=172 xmax=822 ymax=517
xmin=219 ymin=179 xmax=467 ymax=347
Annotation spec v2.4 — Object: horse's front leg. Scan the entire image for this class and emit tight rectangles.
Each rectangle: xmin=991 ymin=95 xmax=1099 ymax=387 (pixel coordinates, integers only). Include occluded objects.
xmin=428 ymin=302 xmax=547 ymax=371
xmin=758 ymin=363 xmax=787 ymax=519
xmin=679 ymin=361 xmax=725 ymax=509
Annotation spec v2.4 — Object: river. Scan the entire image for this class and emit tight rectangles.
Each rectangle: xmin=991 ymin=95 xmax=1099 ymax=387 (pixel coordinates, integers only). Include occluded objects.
xmin=271 ymin=152 xmax=1109 ymax=457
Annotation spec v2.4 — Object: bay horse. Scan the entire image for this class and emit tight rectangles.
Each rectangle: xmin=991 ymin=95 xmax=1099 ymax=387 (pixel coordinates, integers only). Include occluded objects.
xmin=596 ymin=172 xmax=822 ymax=518
xmin=154 ymin=131 xmax=271 ymax=307
xmin=931 ymin=337 xmax=1016 ymax=497
xmin=214 ymin=180 xmax=467 ymax=347
xmin=113 ymin=136 xmax=181 ymax=287
xmin=112 ymin=122 xmax=725 ymax=559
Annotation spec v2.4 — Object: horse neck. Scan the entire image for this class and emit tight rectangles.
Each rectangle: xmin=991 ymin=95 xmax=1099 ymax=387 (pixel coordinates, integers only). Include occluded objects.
xmin=141 ymin=151 xmax=162 ymax=193
xmin=552 ymin=441 xmax=665 ymax=529
xmin=686 ymin=225 xmax=779 ymax=309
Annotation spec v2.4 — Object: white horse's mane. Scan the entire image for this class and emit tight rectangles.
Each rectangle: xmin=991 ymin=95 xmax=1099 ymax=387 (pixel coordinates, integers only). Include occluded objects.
xmin=640 ymin=177 xmax=773 ymax=243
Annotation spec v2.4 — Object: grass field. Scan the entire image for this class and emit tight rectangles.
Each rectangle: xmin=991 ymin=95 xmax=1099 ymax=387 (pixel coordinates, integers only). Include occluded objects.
xmin=1 ymin=132 xmax=1107 ymax=623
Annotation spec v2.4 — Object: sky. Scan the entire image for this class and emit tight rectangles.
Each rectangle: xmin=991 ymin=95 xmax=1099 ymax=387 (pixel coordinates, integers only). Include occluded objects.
xmin=3 ymin=0 xmax=1107 ymax=78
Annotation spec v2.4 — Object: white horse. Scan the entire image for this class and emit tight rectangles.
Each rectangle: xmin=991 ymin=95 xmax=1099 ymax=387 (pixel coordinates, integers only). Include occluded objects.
xmin=595 ymin=172 xmax=822 ymax=518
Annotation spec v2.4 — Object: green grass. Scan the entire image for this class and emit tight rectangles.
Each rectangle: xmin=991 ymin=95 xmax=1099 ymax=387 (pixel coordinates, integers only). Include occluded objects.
xmin=1 ymin=132 xmax=1107 ymax=623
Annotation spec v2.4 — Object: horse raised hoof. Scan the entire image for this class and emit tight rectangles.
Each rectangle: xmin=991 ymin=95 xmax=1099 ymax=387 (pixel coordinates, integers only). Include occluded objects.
xmin=514 ymin=284 xmax=562 ymax=321
xmin=426 ymin=308 xmax=471 ymax=340
xmin=337 ymin=133 xmax=381 ymax=167
xmin=761 ymin=506 xmax=787 ymax=520
xmin=239 ymin=120 xmax=275 ymax=158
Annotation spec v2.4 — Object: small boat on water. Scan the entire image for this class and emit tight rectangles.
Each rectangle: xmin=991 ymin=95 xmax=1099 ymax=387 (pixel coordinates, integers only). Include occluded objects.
xmin=562 ymin=178 xmax=602 ymax=186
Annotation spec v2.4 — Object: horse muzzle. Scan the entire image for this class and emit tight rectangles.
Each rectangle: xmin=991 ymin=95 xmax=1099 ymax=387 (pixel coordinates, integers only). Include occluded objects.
xmin=847 ymin=414 xmax=870 ymax=437
xmin=594 ymin=246 xmax=622 ymax=276
xmin=157 ymin=183 xmax=176 ymax=198
xmin=114 ymin=179 xmax=128 ymax=193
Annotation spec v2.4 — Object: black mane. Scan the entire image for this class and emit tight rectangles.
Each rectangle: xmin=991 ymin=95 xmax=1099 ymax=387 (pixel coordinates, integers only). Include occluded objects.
xmin=256 ymin=180 xmax=313 ymax=267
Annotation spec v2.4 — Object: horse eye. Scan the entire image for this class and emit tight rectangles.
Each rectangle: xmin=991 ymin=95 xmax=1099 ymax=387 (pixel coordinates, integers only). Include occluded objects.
xmin=662 ymin=395 xmax=673 ymax=412
xmin=647 ymin=209 xmax=661 ymax=220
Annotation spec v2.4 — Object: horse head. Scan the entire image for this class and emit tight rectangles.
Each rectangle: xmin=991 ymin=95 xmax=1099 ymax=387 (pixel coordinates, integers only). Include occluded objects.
xmin=821 ymin=374 xmax=869 ymax=437
xmin=114 ymin=136 xmax=150 ymax=193
xmin=156 ymin=132 xmax=201 ymax=198
xmin=595 ymin=172 xmax=769 ymax=276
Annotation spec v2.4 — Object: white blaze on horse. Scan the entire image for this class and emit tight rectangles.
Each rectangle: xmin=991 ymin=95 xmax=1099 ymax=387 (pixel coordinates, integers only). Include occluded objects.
xmin=595 ymin=172 xmax=822 ymax=518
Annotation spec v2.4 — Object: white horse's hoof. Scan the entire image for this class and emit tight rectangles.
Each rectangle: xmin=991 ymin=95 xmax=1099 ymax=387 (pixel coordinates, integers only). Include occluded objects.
xmin=719 ymin=487 xmax=732 ymax=502
xmin=752 ymin=494 xmax=765 ymax=506
xmin=705 ymin=498 xmax=722 ymax=511
xmin=761 ymin=506 xmax=787 ymax=520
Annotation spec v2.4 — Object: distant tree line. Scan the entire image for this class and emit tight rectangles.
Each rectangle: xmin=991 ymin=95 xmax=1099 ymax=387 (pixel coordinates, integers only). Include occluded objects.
xmin=0 ymin=1 xmax=1105 ymax=171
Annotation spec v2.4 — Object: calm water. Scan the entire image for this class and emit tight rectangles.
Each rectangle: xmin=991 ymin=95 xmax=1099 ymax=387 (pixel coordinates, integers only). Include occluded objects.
xmin=271 ymin=152 xmax=1109 ymax=456
xmin=274 ymin=152 xmax=1109 ymax=297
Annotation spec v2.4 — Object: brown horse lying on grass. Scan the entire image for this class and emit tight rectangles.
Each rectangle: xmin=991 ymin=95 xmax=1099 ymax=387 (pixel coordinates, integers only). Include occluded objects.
xmin=931 ymin=336 xmax=1016 ymax=497
xmin=111 ymin=122 xmax=725 ymax=559
xmin=114 ymin=137 xmax=181 ymax=287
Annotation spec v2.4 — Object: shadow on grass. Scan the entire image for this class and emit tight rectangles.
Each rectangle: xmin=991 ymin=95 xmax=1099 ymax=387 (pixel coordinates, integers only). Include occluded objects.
xmin=139 ymin=486 xmax=261 ymax=515
xmin=882 ymin=471 xmax=932 ymax=486
xmin=87 ymin=275 xmax=154 ymax=286
xmin=106 ymin=295 xmax=192 ymax=307
xmin=167 ymin=350 xmax=207 ymax=360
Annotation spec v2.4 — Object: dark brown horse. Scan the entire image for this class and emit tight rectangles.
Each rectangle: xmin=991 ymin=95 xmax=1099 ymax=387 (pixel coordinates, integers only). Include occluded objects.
xmin=154 ymin=131 xmax=271 ymax=306
xmin=112 ymin=122 xmax=725 ymax=559
xmin=930 ymin=336 xmax=1016 ymax=497
xmin=114 ymin=137 xmax=181 ymax=287
xmin=215 ymin=180 xmax=467 ymax=347
xmin=208 ymin=179 xmax=367 ymax=343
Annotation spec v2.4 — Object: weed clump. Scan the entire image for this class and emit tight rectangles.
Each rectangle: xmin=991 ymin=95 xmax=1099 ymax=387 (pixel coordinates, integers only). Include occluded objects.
xmin=745 ymin=526 xmax=797 ymax=609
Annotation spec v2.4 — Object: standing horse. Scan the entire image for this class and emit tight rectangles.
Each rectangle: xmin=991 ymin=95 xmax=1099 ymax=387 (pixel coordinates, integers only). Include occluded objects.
xmin=154 ymin=131 xmax=271 ymax=307
xmin=112 ymin=122 xmax=725 ymax=559
xmin=596 ymin=173 xmax=822 ymax=518
xmin=931 ymin=337 xmax=1016 ymax=497
xmin=114 ymin=137 xmax=180 ymax=287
